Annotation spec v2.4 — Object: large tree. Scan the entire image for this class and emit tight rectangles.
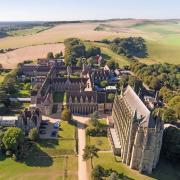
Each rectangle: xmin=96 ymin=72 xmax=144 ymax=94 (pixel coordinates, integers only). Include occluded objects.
xmin=83 ymin=145 xmax=99 ymax=168
xmin=162 ymin=126 xmax=180 ymax=163
xmin=61 ymin=107 xmax=72 ymax=122
xmin=106 ymin=60 xmax=119 ymax=70
xmin=47 ymin=52 xmax=54 ymax=59
xmin=2 ymin=127 xmax=24 ymax=153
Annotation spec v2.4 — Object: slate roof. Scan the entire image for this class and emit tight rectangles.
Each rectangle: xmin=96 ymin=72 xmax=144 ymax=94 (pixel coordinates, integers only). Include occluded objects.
xmin=67 ymin=91 xmax=97 ymax=103
xmin=123 ymin=85 xmax=153 ymax=128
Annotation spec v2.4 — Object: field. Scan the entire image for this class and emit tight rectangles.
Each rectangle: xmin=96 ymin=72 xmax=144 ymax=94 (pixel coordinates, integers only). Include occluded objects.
xmin=0 ymin=43 xmax=64 ymax=69
xmin=0 ymin=19 xmax=180 ymax=69
xmin=7 ymin=26 xmax=51 ymax=37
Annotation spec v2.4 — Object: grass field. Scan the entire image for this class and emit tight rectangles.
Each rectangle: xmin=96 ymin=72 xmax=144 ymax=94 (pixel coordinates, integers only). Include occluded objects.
xmin=93 ymin=153 xmax=180 ymax=180
xmin=7 ymin=26 xmax=51 ymax=37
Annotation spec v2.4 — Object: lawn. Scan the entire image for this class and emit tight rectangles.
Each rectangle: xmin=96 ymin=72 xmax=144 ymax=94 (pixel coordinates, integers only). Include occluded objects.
xmin=59 ymin=121 xmax=75 ymax=139
xmin=53 ymin=92 xmax=65 ymax=103
xmin=0 ymin=136 xmax=78 ymax=180
xmin=89 ymin=136 xmax=111 ymax=151
xmin=37 ymin=138 xmax=75 ymax=156
xmin=0 ymin=155 xmax=77 ymax=180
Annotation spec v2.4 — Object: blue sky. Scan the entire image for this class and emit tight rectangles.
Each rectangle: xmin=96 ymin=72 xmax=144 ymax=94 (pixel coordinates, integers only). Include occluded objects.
xmin=0 ymin=0 xmax=180 ymax=21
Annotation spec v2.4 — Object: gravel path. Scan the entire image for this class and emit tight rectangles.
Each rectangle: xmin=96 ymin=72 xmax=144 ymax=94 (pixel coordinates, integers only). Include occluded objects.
xmin=74 ymin=116 xmax=89 ymax=180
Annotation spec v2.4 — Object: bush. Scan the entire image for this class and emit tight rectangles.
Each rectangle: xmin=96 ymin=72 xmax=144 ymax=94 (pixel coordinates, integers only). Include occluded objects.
xmin=61 ymin=107 xmax=72 ymax=121
xmin=28 ymin=128 xmax=39 ymax=142
xmin=108 ymin=93 xmax=115 ymax=102
xmin=100 ymin=80 xmax=108 ymax=88
xmin=91 ymin=165 xmax=105 ymax=180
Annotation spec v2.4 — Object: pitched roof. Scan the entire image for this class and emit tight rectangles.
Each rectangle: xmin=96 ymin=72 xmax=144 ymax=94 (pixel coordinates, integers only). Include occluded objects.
xmin=123 ymin=85 xmax=151 ymax=127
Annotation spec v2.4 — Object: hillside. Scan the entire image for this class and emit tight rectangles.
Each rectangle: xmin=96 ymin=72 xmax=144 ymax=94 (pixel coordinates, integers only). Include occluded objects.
xmin=0 ymin=19 xmax=180 ymax=68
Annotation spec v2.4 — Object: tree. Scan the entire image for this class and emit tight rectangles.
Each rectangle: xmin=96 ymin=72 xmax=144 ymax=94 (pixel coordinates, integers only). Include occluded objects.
xmin=87 ymin=57 xmax=94 ymax=67
xmin=91 ymin=165 xmax=105 ymax=180
xmin=109 ymin=172 xmax=119 ymax=180
xmin=106 ymin=60 xmax=119 ymax=70
xmin=163 ymin=108 xmax=177 ymax=123
xmin=100 ymin=80 xmax=108 ymax=88
xmin=61 ymin=107 xmax=72 ymax=122
xmin=162 ymin=126 xmax=180 ymax=163
xmin=149 ymin=78 xmax=161 ymax=90
xmin=83 ymin=145 xmax=99 ymax=168
xmin=89 ymin=111 xmax=99 ymax=127
xmin=28 ymin=128 xmax=39 ymax=141
xmin=47 ymin=52 xmax=54 ymax=59
xmin=76 ymin=58 xmax=83 ymax=67
xmin=2 ymin=127 xmax=24 ymax=153
xmin=108 ymin=93 xmax=115 ymax=102
xmin=55 ymin=53 xmax=61 ymax=59
xmin=60 ymin=51 xmax=63 ymax=57
xmin=86 ymin=47 xmax=101 ymax=58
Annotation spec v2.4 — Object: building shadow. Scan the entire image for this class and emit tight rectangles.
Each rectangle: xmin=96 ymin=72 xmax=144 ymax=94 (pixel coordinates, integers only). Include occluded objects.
xmin=142 ymin=157 xmax=180 ymax=180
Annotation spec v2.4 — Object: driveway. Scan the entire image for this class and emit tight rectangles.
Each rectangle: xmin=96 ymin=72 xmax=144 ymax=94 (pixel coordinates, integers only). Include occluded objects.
xmin=39 ymin=115 xmax=60 ymax=139
xmin=73 ymin=116 xmax=89 ymax=180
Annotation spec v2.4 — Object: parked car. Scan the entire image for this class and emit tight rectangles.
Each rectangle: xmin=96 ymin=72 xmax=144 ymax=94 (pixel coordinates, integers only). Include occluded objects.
xmin=51 ymin=131 xmax=57 ymax=137
xmin=53 ymin=122 xmax=59 ymax=129
xmin=41 ymin=120 xmax=49 ymax=126
xmin=40 ymin=130 xmax=46 ymax=134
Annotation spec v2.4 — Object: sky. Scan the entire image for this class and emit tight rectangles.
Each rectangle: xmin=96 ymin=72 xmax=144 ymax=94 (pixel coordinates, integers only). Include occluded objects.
xmin=0 ymin=0 xmax=180 ymax=21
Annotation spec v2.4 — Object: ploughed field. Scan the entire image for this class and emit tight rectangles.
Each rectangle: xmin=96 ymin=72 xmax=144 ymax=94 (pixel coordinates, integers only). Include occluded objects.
xmin=0 ymin=43 xmax=64 ymax=69
xmin=0 ymin=19 xmax=180 ymax=68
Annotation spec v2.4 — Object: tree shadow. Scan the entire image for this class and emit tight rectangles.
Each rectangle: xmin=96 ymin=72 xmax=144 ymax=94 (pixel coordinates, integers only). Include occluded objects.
xmin=37 ymin=139 xmax=59 ymax=148
xmin=0 ymin=154 xmax=6 ymax=161
xmin=22 ymin=142 xmax=53 ymax=167
xmin=101 ymin=53 xmax=111 ymax=60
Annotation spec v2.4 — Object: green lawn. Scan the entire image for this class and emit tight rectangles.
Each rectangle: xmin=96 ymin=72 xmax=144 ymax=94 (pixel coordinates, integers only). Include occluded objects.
xmin=37 ymin=138 xmax=75 ymax=156
xmin=93 ymin=153 xmax=180 ymax=180
xmin=53 ymin=92 xmax=65 ymax=103
xmin=59 ymin=121 xmax=75 ymax=139
xmin=89 ymin=136 xmax=111 ymax=151
xmin=0 ymin=155 xmax=77 ymax=180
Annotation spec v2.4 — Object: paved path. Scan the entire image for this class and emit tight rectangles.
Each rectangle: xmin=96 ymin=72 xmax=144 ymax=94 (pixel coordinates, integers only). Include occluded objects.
xmin=74 ymin=116 xmax=89 ymax=180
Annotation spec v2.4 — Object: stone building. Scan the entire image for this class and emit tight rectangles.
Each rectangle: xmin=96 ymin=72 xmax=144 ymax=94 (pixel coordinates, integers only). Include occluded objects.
xmin=111 ymin=86 xmax=163 ymax=174
xmin=0 ymin=108 xmax=42 ymax=134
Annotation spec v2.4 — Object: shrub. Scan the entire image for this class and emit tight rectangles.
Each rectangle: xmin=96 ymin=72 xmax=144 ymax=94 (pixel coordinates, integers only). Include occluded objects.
xmin=61 ymin=107 xmax=72 ymax=122
xmin=28 ymin=128 xmax=39 ymax=142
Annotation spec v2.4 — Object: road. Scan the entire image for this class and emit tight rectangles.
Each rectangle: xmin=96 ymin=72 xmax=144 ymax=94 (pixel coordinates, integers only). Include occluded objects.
xmin=74 ymin=116 xmax=89 ymax=180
